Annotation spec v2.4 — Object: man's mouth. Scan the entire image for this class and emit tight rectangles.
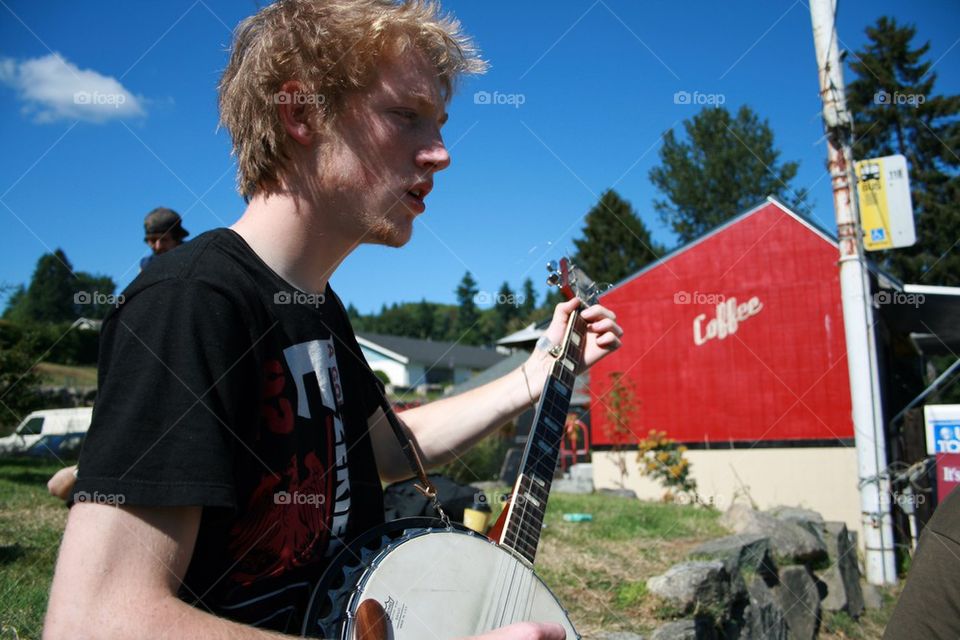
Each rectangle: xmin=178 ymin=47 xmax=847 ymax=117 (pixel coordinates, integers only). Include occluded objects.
xmin=404 ymin=182 xmax=432 ymax=211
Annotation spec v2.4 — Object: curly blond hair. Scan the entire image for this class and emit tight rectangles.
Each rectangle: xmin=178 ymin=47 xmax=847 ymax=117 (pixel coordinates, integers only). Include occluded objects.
xmin=218 ymin=0 xmax=486 ymax=198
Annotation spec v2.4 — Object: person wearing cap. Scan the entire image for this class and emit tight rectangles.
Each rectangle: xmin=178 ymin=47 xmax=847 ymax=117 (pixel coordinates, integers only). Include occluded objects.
xmin=46 ymin=207 xmax=192 ymax=497
xmin=140 ymin=207 xmax=189 ymax=269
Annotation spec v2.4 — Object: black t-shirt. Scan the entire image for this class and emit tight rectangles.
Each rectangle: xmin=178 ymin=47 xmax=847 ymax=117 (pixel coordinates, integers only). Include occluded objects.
xmin=73 ymin=228 xmax=385 ymax=633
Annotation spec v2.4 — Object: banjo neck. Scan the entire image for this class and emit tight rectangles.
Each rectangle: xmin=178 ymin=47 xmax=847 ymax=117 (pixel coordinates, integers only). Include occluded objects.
xmin=498 ymin=309 xmax=588 ymax=565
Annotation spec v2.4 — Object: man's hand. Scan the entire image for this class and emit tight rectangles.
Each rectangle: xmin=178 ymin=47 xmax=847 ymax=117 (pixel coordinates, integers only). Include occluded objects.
xmin=47 ymin=465 xmax=77 ymax=500
xmin=541 ymin=298 xmax=622 ymax=371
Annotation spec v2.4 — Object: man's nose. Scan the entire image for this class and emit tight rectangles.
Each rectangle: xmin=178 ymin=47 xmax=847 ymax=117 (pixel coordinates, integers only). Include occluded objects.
xmin=417 ymin=135 xmax=451 ymax=173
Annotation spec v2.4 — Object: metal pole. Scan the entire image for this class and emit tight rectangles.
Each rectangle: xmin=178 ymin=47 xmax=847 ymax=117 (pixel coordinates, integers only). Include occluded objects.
xmin=809 ymin=0 xmax=897 ymax=585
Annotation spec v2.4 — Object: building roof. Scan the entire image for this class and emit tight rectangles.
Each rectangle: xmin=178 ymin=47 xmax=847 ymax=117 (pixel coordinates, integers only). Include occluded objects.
xmin=606 ymin=196 xmax=837 ymax=296
xmin=496 ymin=319 xmax=550 ymax=347
xmin=357 ymin=333 xmax=507 ymax=370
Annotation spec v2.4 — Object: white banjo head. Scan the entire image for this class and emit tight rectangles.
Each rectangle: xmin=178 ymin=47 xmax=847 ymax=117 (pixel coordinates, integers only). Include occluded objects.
xmin=342 ymin=528 xmax=577 ymax=640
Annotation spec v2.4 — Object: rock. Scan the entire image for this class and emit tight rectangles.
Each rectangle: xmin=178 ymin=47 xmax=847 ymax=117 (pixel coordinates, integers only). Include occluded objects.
xmin=767 ymin=506 xmax=825 ymax=526
xmin=569 ymin=462 xmax=594 ymax=480
xmin=650 ymin=619 xmax=717 ymax=640
xmin=690 ymin=533 xmax=778 ymax=585
xmin=819 ymin=521 xmax=864 ymax=618
xmin=775 ymin=566 xmax=820 ymax=640
xmin=647 ymin=561 xmax=731 ymax=618
xmin=600 ymin=487 xmax=639 ymax=499
xmin=742 ymin=578 xmax=788 ymax=640
xmin=720 ymin=505 xmax=827 ymax=564
xmin=593 ymin=633 xmax=646 ymax=640
xmin=767 ymin=506 xmax=826 ymax=546
xmin=552 ymin=475 xmax=594 ymax=494
xmin=862 ymin=583 xmax=884 ymax=610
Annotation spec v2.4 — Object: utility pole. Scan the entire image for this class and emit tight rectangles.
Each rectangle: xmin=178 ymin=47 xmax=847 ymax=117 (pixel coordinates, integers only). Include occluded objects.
xmin=809 ymin=0 xmax=897 ymax=585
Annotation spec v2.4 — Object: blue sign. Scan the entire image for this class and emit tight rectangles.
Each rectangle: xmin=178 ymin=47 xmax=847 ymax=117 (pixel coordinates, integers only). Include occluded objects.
xmin=932 ymin=420 xmax=960 ymax=453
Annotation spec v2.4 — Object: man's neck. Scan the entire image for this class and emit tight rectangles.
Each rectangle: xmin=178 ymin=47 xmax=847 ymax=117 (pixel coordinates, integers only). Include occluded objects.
xmin=230 ymin=190 xmax=358 ymax=294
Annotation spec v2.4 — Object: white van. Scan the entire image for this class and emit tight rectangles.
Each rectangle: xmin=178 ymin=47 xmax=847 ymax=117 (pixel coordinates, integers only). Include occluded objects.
xmin=0 ymin=407 xmax=93 ymax=458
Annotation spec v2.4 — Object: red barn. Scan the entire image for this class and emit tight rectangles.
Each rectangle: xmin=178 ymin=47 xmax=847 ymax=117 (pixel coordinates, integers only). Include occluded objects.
xmin=588 ymin=198 xmax=863 ymax=532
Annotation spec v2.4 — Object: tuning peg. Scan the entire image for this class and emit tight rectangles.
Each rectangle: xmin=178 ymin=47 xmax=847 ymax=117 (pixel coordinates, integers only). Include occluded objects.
xmin=546 ymin=261 xmax=558 ymax=273
xmin=546 ymin=272 xmax=561 ymax=287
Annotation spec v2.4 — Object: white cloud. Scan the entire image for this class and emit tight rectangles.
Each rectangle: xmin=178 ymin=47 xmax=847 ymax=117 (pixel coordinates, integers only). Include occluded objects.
xmin=0 ymin=53 xmax=146 ymax=124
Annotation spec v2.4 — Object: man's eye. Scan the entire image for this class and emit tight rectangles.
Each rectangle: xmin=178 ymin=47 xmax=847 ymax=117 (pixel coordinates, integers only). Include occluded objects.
xmin=393 ymin=109 xmax=417 ymax=121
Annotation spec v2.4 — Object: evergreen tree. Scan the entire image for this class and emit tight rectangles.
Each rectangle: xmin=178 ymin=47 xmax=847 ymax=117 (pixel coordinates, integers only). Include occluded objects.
xmin=73 ymin=272 xmax=117 ymax=319
xmin=414 ymin=299 xmax=435 ymax=339
xmin=23 ymin=249 xmax=76 ymax=323
xmin=520 ymin=278 xmax=537 ymax=317
xmin=1 ymin=285 xmax=28 ymax=324
xmin=847 ymin=17 xmax=960 ymax=285
xmin=649 ymin=106 xmax=809 ymax=243
xmin=454 ymin=271 xmax=480 ymax=343
xmin=492 ymin=281 xmax=519 ymax=339
xmin=572 ymin=189 xmax=663 ymax=286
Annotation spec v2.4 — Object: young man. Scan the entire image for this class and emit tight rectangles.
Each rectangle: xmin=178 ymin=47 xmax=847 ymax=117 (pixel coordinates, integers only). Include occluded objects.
xmin=44 ymin=1 xmax=623 ymax=638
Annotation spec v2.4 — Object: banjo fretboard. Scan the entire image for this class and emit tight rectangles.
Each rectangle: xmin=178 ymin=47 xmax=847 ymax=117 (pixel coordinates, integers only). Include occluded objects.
xmin=499 ymin=311 xmax=587 ymax=565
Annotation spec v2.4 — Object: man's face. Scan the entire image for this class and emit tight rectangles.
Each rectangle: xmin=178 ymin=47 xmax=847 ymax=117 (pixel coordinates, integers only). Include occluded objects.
xmin=145 ymin=233 xmax=181 ymax=255
xmin=309 ymin=50 xmax=451 ymax=247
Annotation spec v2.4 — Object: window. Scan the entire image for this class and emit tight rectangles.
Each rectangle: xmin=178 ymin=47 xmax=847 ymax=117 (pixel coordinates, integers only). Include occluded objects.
xmin=18 ymin=417 xmax=44 ymax=436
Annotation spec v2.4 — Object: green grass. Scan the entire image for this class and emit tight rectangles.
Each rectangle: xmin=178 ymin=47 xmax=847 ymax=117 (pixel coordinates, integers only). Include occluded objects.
xmin=542 ymin=492 xmax=725 ymax=541
xmin=0 ymin=461 xmax=902 ymax=639
xmin=33 ymin=362 xmax=97 ymax=388
xmin=0 ymin=459 xmax=69 ymax=640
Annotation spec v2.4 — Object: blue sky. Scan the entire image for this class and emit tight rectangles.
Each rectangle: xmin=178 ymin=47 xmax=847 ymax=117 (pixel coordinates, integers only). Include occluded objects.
xmin=1 ymin=1 xmax=958 ymax=314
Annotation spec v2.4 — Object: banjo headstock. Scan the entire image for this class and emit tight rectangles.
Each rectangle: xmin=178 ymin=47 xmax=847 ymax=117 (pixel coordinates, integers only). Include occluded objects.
xmin=546 ymin=257 xmax=605 ymax=307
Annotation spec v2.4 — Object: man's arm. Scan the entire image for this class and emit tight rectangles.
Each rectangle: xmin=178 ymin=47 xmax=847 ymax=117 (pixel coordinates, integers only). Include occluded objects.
xmin=369 ymin=299 xmax=622 ymax=483
xmin=46 ymin=504 xmax=566 ymax=639
xmin=44 ymin=503 xmax=292 ymax=640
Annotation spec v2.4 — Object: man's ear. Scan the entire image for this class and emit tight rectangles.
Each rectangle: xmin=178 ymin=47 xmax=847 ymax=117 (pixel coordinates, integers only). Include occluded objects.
xmin=277 ymin=80 xmax=316 ymax=146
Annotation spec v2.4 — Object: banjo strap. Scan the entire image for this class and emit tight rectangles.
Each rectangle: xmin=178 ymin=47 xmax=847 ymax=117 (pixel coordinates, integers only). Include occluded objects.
xmin=331 ymin=290 xmax=451 ymax=525
xmin=373 ymin=391 xmax=450 ymax=526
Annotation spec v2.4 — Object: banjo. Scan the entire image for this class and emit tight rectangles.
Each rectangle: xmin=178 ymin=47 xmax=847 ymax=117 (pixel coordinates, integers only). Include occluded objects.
xmin=301 ymin=258 xmax=604 ymax=640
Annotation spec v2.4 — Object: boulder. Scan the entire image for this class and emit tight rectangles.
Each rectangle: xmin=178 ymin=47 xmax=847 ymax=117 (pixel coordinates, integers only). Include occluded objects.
xmin=819 ymin=522 xmax=864 ymax=617
xmin=768 ymin=506 xmax=826 ymax=547
xmin=720 ymin=505 xmax=827 ymax=564
xmin=599 ymin=487 xmax=639 ymax=499
xmin=594 ymin=633 xmax=646 ymax=640
xmin=647 ymin=561 xmax=731 ymax=618
xmin=650 ymin=619 xmax=717 ymax=640
xmin=775 ymin=566 xmax=820 ymax=640
xmin=690 ymin=533 xmax=778 ymax=586
xmin=742 ymin=578 xmax=789 ymax=640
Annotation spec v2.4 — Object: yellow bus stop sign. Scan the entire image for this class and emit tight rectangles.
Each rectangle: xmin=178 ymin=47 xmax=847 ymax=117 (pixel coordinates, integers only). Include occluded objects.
xmin=855 ymin=154 xmax=916 ymax=251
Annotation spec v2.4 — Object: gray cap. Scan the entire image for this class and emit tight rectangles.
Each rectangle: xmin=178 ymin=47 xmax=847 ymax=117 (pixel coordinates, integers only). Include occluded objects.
xmin=144 ymin=207 xmax=188 ymax=239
